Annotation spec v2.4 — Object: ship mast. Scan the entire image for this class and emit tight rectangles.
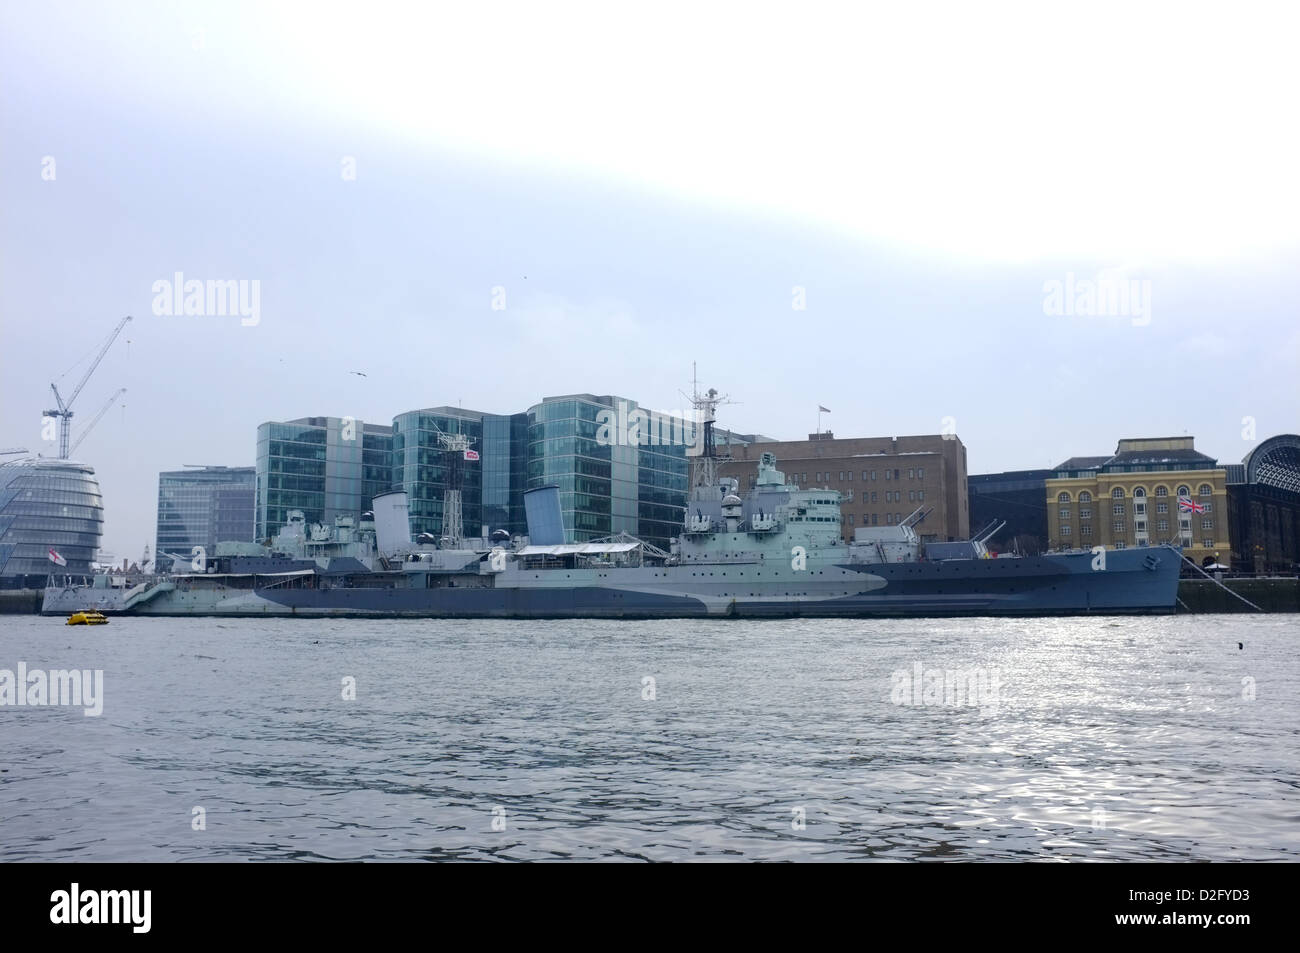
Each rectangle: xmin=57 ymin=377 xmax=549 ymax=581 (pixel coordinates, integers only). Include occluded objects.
xmin=686 ymin=368 xmax=731 ymax=495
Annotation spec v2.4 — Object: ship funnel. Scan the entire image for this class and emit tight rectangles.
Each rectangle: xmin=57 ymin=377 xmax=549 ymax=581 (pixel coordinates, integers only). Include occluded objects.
xmin=524 ymin=485 xmax=565 ymax=545
xmin=372 ymin=490 xmax=412 ymax=557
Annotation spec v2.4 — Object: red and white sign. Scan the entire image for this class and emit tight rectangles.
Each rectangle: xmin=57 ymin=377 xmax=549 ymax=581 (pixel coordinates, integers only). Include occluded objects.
xmin=48 ymin=548 xmax=67 ymax=566
xmin=463 ymin=449 xmax=480 ymax=461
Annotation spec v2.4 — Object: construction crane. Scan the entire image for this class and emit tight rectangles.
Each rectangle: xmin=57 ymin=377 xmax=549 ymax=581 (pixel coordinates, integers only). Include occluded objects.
xmin=44 ymin=315 xmax=132 ymax=458
xmin=69 ymin=388 xmax=126 ymax=456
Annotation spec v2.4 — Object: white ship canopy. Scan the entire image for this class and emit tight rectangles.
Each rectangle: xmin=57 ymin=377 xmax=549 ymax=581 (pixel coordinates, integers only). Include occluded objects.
xmin=516 ymin=542 xmax=640 ymax=556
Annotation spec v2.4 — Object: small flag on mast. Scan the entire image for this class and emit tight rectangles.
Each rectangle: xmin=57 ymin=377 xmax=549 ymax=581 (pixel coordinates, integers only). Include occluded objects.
xmin=48 ymin=548 xmax=67 ymax=566
xmin=818 ymin=406 xmax=831 ymax=413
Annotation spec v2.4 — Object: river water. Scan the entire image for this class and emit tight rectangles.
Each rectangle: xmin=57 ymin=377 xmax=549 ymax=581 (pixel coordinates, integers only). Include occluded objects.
xmin=1 ymin=614 xmax=1296 ymax=861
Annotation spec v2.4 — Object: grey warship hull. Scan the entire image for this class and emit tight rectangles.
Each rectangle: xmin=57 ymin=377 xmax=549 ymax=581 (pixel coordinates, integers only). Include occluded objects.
xmin=43 ymin=545 xmax=1180 ymax=618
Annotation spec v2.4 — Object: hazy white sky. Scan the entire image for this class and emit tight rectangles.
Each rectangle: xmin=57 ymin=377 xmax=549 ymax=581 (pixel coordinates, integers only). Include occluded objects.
xmin=2 ymin=0 xmax=1297 ymax=559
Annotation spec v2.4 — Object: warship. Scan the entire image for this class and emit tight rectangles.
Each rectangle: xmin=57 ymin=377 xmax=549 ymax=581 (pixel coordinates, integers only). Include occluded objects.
xmin=43 ymin=394 xmax=1181 ymax=619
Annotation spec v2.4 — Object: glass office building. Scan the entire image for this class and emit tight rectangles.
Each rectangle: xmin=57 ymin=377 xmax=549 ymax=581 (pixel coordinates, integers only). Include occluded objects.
xmin=391 ymin=408 xmax=529 ymax=540
xmin=526 ymin=395 xmax=692 ymax=549
xmin=0 ymin=458 xmax=104 ymax=586
xmin=156 ymin=466 xmax=255 ymax=560
xmin=255 ymin=417 xmax=394 ymax=540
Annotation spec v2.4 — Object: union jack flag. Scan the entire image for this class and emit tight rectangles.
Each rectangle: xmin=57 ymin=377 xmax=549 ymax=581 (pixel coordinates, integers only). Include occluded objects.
xmin=1178 ymin=496 xmax=1205 ymax=514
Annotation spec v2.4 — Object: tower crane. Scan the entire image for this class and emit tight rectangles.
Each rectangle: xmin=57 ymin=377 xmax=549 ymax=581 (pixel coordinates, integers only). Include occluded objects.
xmin=44 ymin=315 xmax=132 ymax=458
xmin=69 ymin=388 xmax=127 ymax=456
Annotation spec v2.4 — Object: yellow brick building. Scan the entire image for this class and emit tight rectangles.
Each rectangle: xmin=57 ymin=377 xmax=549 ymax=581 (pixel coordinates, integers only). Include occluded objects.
xmin=1045 ymin=437 xmax=1231 ymax=566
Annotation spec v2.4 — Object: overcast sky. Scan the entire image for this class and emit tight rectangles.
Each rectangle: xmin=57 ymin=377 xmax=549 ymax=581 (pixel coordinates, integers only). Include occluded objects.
xmin=2 ymin=0 xmax=1297 ymax=561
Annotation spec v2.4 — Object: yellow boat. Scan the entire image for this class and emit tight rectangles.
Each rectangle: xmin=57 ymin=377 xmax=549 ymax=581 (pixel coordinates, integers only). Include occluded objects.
xmin=66 ymin=611 xmax=109 ymax=625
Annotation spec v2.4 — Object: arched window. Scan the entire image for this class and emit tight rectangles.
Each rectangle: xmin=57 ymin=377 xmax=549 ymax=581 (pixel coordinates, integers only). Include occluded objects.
xmin=1079 ymin=491 xmax=1091 ymax=503
xmin=1198 ymin=484 xmax=1212 ymax=496
xmin=1112 ymin=487 xmax=1124 ymax=498
xmin=1155 ymin=486 xmax=1168 ymax=497
xmin=1133 ymin=487 xmax=1146 ymax=498
xmin=1177 ymin=485 xmax=1190 ymax=497
xmin=1057 ymin=492 xmax=1071 ymax=503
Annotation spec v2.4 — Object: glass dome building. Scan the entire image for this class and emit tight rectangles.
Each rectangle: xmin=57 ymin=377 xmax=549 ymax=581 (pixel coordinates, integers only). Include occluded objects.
xmin=0 ymin=458 xmax=104 ymax=587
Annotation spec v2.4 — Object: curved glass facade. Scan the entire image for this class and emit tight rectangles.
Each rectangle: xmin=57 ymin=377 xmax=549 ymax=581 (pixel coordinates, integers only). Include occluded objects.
xmin=0 ymin=458 xmax=104 ymax=585
xmin=256 ymin=417 xmax=393 ymax=540
xmin=527 ymin=395 xmax=689 ymax=548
